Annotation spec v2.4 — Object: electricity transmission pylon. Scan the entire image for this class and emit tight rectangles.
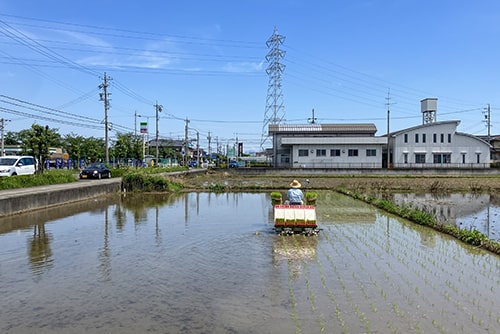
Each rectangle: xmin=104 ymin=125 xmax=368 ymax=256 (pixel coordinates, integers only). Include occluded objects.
xmin=261 ymin=26 xmax=286 ymax=150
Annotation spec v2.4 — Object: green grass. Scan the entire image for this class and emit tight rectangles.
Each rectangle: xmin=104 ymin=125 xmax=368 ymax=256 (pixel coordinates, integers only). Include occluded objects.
xmin=0 ymin=166 xmax=188 ymax=191
xmin=0 ymin=169 xmax=78 ymax=190
xmin=121 ymin=171 xmax=184 ymax=192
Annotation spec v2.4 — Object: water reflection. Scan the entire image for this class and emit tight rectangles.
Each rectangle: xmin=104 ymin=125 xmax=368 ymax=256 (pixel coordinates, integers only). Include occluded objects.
xmin=391 ymin=193 xmax=500 ymax=240
xmin=0 ymin=192 xmax=498 ymax=334
xmin=28 ymin=223 xmax=53 ymax=279
xmin=273 ymin=235 xmax=318 ymax=280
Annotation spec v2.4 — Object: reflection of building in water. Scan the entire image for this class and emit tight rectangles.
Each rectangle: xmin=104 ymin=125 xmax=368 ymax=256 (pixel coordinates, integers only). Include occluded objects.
xmin=272 ymin=235 xmax=318 ymax=280
xmin=392 ymin=193 xmax=499 ymax=241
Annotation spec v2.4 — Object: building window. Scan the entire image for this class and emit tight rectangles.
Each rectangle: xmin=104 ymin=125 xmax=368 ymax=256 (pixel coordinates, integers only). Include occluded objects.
xmin=348 ymin=149 xmax=358 ymax=157
xmin=422 ymin=134 xmax=426 ymax=143
xmin=366 ymin=149 xmax=376 ymax=157
xmin=415 ymin=153 xmax=426 ymax=163
xmin=433 ymin=153 xmax=451 ymax=163
xmin=404 ymin=134 xmax=408 ymax=143
xmin=298 ymin=149 xmax=308 ymax=157
xmin=404 ymin=153 xmax=408 ymax=164
xmin=433 ymin=133 xmax=437 ymax=143
xmin=330 ymin=149 xmax=341 ymax=157
xmin=476 ymin=153 xmax=481 ymax=164
xmin=462 ymin=153 xmax=466 ymax=164
xmin=440 ymin=133 xmax=444 ymax=143
xmin=448 ymin=133 xmax=451 ymax=143
xmin=316 ymin=149 xmax=326 ymax=157
xmin=415 ymin=133 xmax=419 ymax=143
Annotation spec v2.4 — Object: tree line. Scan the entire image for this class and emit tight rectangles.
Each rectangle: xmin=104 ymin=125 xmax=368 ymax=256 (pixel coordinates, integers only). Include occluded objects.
xmin=4 ymin=124 xmax=181 ymax=168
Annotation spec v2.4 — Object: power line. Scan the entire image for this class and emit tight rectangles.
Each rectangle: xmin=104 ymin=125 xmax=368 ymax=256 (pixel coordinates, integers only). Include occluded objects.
xmin=0 ymin=106 xmax=103 ymax=130
xmin=0 ymin=94 xmax=101 ymax=123
xmin=0 ymin=13 xmax=263 ymax=48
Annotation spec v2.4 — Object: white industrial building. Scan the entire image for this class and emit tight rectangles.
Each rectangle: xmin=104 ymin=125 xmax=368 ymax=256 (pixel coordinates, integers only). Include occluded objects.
xmin=268 ymin=123 xmax=387 ymax=168
xmin=268 ymin=98 xmax=490 ymax=169
xmin=389 ymin=98 xmax=490 ymax=168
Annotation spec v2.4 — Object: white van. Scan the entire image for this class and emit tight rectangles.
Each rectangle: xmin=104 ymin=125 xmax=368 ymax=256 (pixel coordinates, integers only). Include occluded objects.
xmin=0 ymin=156 xmax=37 ymax=177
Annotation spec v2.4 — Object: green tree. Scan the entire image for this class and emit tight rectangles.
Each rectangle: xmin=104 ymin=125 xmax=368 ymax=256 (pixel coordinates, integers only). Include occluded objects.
xmin=63 ymin=133 xmax=86 ymax=163
xmin=18 ymin=125 xmax=61 ymax=170
xmin=4 ymin=131 xmax=21 ymax=145
xmin=80 ymin=136 xmax=106 ymax=163
xmin=113 ymin=132 xmax=142 ymax=164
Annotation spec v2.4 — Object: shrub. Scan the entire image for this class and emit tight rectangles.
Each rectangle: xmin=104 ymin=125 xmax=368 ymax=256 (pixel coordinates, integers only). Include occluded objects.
xmin=121 ymin=172 xmax=183 ymax=192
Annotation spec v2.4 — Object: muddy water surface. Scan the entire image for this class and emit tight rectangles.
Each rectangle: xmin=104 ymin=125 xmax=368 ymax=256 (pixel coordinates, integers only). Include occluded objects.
xmin=0 ymin=192 xmax=498 ymax=333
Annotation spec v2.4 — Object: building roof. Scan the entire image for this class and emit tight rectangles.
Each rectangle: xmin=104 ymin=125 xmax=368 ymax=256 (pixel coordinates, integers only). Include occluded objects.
xmin=268 ymin=123 xmax=377 ymax=135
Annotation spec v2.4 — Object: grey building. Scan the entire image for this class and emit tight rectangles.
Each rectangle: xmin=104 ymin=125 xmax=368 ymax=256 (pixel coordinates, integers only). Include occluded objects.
xmin=268 ymin=123 xmax=387 ymax=168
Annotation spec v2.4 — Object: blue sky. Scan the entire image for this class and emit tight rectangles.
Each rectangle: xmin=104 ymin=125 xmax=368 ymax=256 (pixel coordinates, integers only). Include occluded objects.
xmin=0 ymin=1 xmax=499 ymax=153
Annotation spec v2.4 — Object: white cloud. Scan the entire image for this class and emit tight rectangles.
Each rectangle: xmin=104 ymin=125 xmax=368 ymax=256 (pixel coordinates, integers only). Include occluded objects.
xmin=223 ymin=60 xmax=264 ymax=73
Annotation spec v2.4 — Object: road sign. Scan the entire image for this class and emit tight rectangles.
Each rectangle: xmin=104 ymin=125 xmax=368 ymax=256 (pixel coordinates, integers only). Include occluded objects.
xmin=140 ymin=122 xmax=148 ymax=134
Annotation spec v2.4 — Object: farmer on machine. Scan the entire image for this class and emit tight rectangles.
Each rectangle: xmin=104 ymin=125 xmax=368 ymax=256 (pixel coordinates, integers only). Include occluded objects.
xmin=287 ymin=179 xmax=304 ymax=205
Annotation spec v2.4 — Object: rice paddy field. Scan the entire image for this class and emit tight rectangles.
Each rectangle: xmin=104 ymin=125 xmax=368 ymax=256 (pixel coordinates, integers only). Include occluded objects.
xmin=0 ymin=191 xmax=498 ymax=333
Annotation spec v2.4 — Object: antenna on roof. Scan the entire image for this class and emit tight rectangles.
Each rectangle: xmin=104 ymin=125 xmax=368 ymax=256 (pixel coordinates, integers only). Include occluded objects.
xmin=308 ymin=108 xmax=317 ymax=124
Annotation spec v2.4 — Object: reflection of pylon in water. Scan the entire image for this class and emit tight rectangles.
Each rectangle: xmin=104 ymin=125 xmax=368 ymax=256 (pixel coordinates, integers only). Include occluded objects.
xmin=261 ymin=26 xmax=286 ymax=150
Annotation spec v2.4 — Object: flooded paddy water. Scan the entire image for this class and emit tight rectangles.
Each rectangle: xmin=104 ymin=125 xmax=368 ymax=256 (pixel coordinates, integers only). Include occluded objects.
xmin=0 ymin=191 xmax=498 ymax=333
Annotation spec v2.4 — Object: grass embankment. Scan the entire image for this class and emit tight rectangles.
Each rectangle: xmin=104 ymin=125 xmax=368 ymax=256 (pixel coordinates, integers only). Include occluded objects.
xmin=0 ymin=166 xmax=188 ymax=191
xmin=337 ymin=187 xmax=500 ymax=255
xmin=0 ymin=170 xmax=78 ymax=190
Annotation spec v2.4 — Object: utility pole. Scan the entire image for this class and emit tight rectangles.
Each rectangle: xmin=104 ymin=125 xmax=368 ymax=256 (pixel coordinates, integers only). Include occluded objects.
xmin=483 ymin=104 xmax=491 ymax=145
xmin=184 ymin=117 xmax=190 ymax=166
xmin=196 ymin=131 xmax=200 ymax=167
xmin=134 ymin=111 xmax=138 ymax=137
xmin=154 ymin=101 xmax=163 ymax=164
xmin=0 ymin=118 xmax=10 ymax=156
xmin=207 ymin=131 xmax=212 ymax=165
xmin=385 ymin=89 xmax=394 ymax=169
xmin=99 ymin=72 xmax=112 ymax=163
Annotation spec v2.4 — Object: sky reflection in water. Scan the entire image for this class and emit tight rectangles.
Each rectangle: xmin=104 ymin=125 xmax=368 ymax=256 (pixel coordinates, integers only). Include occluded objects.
xmin=0 ymin=192 xmax=498 ymax=334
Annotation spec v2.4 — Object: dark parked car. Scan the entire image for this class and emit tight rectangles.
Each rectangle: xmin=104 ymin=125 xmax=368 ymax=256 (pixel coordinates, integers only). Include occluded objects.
xmin=79 ymin=163 xmax=111 ymax=179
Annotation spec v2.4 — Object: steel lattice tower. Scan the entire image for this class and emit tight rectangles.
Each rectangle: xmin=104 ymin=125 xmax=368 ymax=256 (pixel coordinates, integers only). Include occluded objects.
xmin=261 ymin=27 xmax=286 ymax=150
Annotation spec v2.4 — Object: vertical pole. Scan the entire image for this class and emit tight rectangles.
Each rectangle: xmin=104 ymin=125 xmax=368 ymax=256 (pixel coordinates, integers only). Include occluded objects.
xmin=184 ymin=118 xmax=190 ymax=166
xmin=134 ymin=111 xmax=137 ymax=137
xmin=207 ymin=131 xmax=212 ymax=166
xmin=386 ymin=89 xmax=391 ymax=169
xmin=196 ymin=131 xmax=200 ymax=167
xmin=0 ymin=118 xmax=4 ymax=157
xmin=100 ymin=72 xmax=111 ymax=164
xmin=103 ymin=74 xmax=109 ymax=163
xmin=155 ymin=101 xmax=159 ymax=164
xmin=142 ymin=134 xmax=145 ymax=163
xmin=487 ymin=103 xmax=491 ymax=145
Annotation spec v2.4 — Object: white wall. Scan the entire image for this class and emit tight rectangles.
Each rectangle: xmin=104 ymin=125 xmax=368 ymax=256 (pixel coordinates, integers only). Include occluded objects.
xmin=291 ymin=143 xmax=383 ymax=168
xmin=393 ymin=122 xmax=490 ymax=168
